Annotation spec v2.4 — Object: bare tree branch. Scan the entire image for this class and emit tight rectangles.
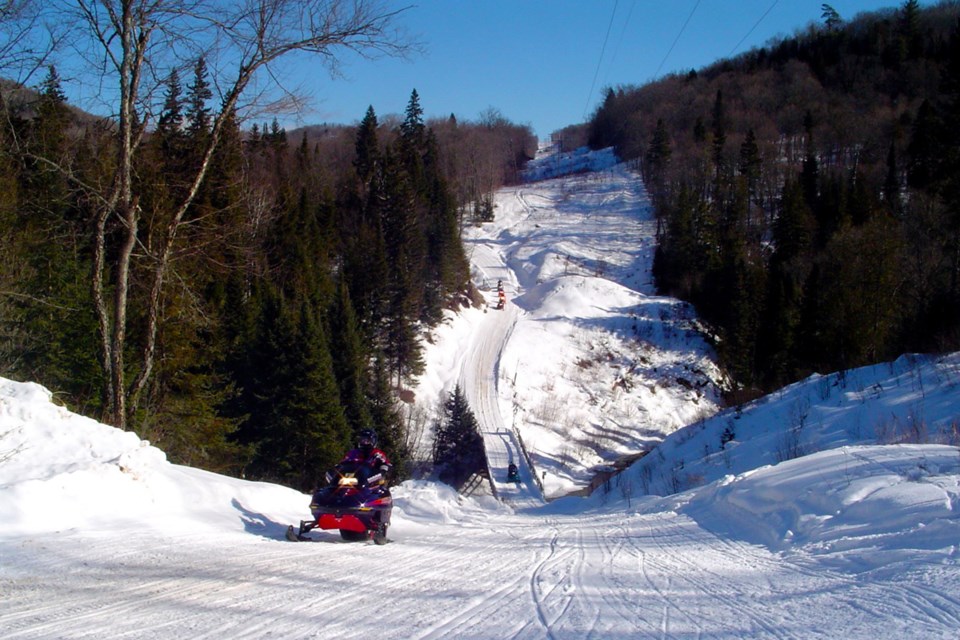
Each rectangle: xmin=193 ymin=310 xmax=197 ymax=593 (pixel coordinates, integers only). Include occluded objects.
xmin=5 ymin=0 xmax=414 ymax=429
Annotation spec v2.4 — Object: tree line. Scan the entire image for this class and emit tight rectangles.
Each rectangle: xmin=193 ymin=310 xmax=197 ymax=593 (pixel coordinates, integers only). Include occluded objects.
xmin=0 ymin=1 xmax=534 ymax=491
xmin=587 ymin=0 xmax=960 ymax=396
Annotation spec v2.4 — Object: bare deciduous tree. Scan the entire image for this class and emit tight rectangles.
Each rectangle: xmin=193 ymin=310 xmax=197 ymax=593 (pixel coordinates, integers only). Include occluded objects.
xmin=0 ymin=1 xmax=48 ymax=79
xmin=19 ymin=0 xmax=413 ymax=429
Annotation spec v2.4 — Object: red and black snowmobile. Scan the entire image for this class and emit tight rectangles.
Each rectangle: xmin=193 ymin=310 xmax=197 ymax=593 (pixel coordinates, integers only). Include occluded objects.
xmin=286 ymin=463 xmax=392 ymax=544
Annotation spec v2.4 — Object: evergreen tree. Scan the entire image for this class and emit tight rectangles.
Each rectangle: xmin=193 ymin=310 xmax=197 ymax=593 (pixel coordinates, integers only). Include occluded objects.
xmin=12 ymin=66 xmax=101 ymax=409
xmin=772 ymin=179 xmax=816 ymax=266
xmin=234 ymin=289 xmax=350 ymax=490
xmin=432 ymin=384 xmax=484 ymax=489
xmin=286 ymin=301 xmax=352 ymax=490
xmin=809 ymin=219 xmax=904 ymax=369
xmin=693 ymin=117 xmax=707 ymax=145
xmin=800 ymin=111 xmax=820 ymax=213
xmin=185 ymin=56 xmax=213 ymax=143
xmin=368 ymin=351 xmax=409 ymax=480
xmin=400 ymin=88 xmax=425 ymax=147
xmin=738 ymin=129 xmax=761 ymax=192
xmin=899 ymin=0 xmax=923 ymax=59
xmin=645 ymin=118 xmax=671 ymax=203
xmin=354 ymin=105 xmax=380 ymax=187
xmin=182 ymin=56 xmax=214 ymax=215
xmin=157 ymin=69 xmax=185 ymax=162
xmin=421 ymin=129 xmax=468 ymax=323
xmin=329 ymin=276 xmax=373 ymax=434
xmin=379 ymin=148 xmax=425 ymax=385
xmin=821 ymin=4 xmax=842 ymax=31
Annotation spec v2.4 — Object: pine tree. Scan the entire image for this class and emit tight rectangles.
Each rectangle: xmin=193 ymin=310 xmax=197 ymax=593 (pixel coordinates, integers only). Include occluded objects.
xmin=368 ymin=351 xmax=408 ymax=480
xmin=821 ymin=4 xmax=842 ymax=31
xmin=286 ymin=301 xmax=352 ymax=490
xmin=899 ymin=0 xmax=923 ymax=59
xmin=329 ymin=276 xmax=373 ymax=434
xmin=432 ymin=384 xmax=484 ymax=489
xmin=379 ymin=148 xmax=425 ymax=385
xmin=185 ymin=56 xmax=213 ymax=144
xmin=421 ymin=130 xmax=468 ymax=323
xmin=157 ymin=69 xmax=185 ymax=162
xmin=355 ymin=105 xmax=380 ymax=187
xmin=233 ymin=289 xmax=350 ymax=490
xmin=645 ymin=118 xmax=671 ymax=203
xmin=400 ymin=89 xmax=425 ymax=147
xmin=11 ymin=66 xmax=102 ymax=409
xmin=182 ymin=56 xmax=214 ymax=216
xmin=772 ymin=179 xmax=816 ymax=266
xmin=738 ymin=129 xmax=761 ymax=192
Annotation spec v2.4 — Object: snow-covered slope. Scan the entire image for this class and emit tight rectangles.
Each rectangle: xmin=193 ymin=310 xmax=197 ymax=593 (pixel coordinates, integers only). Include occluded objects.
xmin=2 ymin=363 xmax=958 ymax=638
xmin=414 ymin=147 xmax=725 ymax=499
xmin=2 ymin=148 xmax=959 ymax=638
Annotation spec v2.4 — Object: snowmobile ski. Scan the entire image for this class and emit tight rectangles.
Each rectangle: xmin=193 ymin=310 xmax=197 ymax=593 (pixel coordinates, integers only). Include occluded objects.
xmin=286 ymin=524 xmax=309 ymax=541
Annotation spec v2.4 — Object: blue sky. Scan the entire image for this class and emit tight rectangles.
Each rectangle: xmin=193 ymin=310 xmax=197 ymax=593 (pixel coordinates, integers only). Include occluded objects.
xmin=287 ymin=0 xmax=927 ymax=139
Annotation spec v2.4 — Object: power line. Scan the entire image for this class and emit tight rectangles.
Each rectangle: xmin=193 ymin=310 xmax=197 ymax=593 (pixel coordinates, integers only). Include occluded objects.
xmin=601 ymin=0 xmax=637 ymax=92
xmin=729 ymin=0 xmax=780 ymax=57
xmin=653 ymin=0 xmax=701 ymax=80
xmin=583 ymin=0 xmax=620 ymax=121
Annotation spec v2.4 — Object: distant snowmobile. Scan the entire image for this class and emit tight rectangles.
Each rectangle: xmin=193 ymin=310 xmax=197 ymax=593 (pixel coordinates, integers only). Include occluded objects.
xmin=507 ymin=462 xmax=520 ymax=484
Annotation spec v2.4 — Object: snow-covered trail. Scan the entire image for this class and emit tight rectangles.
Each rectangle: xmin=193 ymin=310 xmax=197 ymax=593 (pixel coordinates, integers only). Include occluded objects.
xmin=460 ymin=233 xmax=543 ymax=503
xmin=5 ymin=499 xmax=957 ymax=640
xmin=456 ymin=156 xmax=656 ymax=504
xmin=452 ymin=150 xmax=724 ymax=498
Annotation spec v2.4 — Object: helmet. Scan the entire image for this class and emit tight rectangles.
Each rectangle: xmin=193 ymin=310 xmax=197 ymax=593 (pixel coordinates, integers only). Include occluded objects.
xmin=358 ymin=429 xmax=377 ymax=449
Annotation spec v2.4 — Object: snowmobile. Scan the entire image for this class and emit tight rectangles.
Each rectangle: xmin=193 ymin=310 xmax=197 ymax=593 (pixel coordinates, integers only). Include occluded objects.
xmin=286 ymin=463 xmax=392 ymax=544
xmin=507 ymin=463 xmax=520 ymax=485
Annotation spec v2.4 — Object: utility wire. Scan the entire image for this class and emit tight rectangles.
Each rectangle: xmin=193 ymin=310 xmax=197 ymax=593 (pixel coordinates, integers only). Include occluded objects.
xmin=653 ymin=0 xmax=701 ymax=79
xmin=583 ymin=0 xmax=619 ymax=121
xmin=601 ymin=0 xmax=637 ymax=92
xmin=729 ymin=0 xmax=779 ymax=57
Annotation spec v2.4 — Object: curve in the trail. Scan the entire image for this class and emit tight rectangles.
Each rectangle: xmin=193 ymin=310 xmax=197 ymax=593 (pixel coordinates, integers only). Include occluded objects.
xmin=460 ymin=236 xmax=542 ymax=506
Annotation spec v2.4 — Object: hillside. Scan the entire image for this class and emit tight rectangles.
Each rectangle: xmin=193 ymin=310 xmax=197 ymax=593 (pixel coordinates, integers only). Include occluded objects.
xmin=588 ymin=0 xmax=960 ymax=392
xmin=3 ymin=148 xmax=957 ymax=638
xmin=411 ymin=145 xmax=725 ymax=499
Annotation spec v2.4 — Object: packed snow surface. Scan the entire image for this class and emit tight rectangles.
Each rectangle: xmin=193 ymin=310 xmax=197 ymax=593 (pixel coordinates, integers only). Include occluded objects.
xmin=2 ymin=147 xmax=959 ymax=638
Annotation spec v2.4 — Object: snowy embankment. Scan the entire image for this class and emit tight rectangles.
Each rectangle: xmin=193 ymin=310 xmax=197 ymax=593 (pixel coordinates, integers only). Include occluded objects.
xmin=414 ymin=146 xmax=726 ymax=499
xmin=1 ymin=147 xmax=959 ymax=638
xmin=2 ymin=355 xmax=959 ymax=638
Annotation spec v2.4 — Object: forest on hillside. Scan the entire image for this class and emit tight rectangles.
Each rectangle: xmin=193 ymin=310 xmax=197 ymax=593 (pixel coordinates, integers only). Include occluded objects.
xmin=0 ymin=2 xmax=534 ymax=490
xmin=587 ymin=0 xmax=960 ymax=396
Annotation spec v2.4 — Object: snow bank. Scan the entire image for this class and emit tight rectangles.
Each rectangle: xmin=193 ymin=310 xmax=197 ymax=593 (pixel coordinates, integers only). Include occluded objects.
xmin=0 ymin=377 xmax=306 ymax=538
xmin=0 ymin=379 xmax=166 ymax=533
xmin=0 ymin=376 xmax=491 ymax=542
xmin=682 ymin=445 xmax=960 ymax=571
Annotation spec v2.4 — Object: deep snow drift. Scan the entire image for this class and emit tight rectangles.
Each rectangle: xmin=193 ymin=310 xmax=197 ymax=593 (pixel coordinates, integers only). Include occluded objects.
xmin=2 ymin=147 xmax=959 ymax=639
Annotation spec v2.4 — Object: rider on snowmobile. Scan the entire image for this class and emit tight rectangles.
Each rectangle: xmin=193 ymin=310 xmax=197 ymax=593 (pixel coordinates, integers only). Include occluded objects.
xmin=326 ymin=428 xmax=391 ymax=488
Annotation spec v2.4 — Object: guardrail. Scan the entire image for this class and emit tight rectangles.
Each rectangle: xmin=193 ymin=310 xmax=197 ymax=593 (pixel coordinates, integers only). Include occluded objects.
xmin=513 ymin=426 xmax=544 ymax=495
